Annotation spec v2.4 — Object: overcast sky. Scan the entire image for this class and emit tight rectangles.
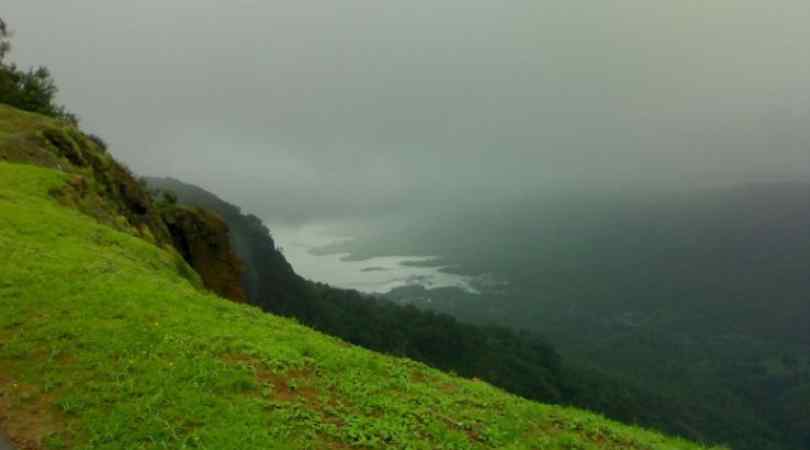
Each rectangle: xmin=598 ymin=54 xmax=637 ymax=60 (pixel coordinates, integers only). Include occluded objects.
xmin=4 ymin=1 xmax=810 ymax=223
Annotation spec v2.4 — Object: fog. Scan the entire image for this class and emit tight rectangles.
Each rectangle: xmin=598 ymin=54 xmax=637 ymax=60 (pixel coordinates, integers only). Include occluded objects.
xmin=4 ymin=1 xmax=809 ymax=223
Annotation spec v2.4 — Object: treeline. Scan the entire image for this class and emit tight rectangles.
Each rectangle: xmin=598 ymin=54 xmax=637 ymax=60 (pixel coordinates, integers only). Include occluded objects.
xmin=0 ymin=18 xmax=76 ymax=123
xmin=309 ymin=283 xmax=564 ymax=400
xmin=295 ymin=280 xmax=784 ymax=450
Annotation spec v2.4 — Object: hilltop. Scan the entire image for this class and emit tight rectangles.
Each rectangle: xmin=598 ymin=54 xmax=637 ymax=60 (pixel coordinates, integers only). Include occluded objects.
xmin=0 ymin=108 xmax=725 ymax=449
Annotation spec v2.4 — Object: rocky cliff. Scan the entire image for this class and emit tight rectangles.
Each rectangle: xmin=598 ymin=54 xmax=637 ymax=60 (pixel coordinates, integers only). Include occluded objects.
xmin=162 ymin=206 xmax=246 ymax=302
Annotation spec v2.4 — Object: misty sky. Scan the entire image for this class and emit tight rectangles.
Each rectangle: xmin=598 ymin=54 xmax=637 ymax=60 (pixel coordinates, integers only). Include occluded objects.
xmin=4 ymin=1 xmax=810 ymax=223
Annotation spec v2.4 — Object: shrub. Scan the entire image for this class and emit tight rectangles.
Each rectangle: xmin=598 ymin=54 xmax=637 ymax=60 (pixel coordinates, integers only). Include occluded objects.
xmin=86 ymin=133 xmax=108 ymax=152
xmin=0 ymin=17 xmax=76 ymax=123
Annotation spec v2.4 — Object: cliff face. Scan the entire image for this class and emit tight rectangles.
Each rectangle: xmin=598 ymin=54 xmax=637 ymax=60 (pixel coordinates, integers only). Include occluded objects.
xmin=0 ymin=104 xmax=245 ymax=302
xmin=146 ymin=176 xmax=305 ymax=309
xmin=162 ymin=206 xmax=247 ymax=302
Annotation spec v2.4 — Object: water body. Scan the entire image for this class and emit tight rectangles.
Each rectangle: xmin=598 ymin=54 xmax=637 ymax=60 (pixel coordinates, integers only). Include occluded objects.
xmin=270 ymin=224 xmax=478 ymax=294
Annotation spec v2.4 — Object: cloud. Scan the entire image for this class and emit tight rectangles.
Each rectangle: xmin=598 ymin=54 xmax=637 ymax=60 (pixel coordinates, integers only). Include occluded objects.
xmin=5 ymin=1 xmax=809 ymax=223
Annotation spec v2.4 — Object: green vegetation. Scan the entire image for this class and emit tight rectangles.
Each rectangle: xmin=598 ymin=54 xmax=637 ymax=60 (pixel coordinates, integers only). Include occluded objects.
xmin=0 ymin=103 xmax=245 ymax=303
xmin=0 ymin=162 xmax=722 ymax=449
xmin=0 ymin=105 xmax=174 ymax=249
xmin=0 ymin=17 xmax=76 ymax=123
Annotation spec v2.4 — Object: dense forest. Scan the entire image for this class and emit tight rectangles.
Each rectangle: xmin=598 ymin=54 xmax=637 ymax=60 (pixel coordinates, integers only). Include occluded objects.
xmin=148 ymin=177 xmax=801 ymax=450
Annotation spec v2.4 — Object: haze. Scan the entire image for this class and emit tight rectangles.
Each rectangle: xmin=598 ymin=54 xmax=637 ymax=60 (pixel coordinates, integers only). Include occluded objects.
xmin=5 ymin=1 xmax=809 ymax=223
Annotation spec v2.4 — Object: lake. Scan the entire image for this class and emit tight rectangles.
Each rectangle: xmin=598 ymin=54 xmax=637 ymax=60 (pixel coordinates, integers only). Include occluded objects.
xmin=270 ymin=224 xmax=478 ymax=294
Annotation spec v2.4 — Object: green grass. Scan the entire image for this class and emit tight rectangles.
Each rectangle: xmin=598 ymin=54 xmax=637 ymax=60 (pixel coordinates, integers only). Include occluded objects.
xmin=0 ymin=105 xmax=64 ymax=167
xmin=0 ymin=162 xmax=726 ymax=450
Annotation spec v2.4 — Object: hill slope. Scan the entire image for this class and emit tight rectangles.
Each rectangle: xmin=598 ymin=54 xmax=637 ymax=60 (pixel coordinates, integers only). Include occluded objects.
xmin=0 ymin=104 xmax=245 ymax=303
xmin=144 ymin=178 xmax=782 ymax=449
xmin=0 ymin=164 xmax=721 ymax=447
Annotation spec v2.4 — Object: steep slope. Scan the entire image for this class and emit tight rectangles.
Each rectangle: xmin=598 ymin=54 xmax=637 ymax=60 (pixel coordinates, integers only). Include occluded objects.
xmin=0 ymin=105 xmax=244 ymax=302
xmin=146 ymin=176 xmax=302 ymax=308
xmin=0 ymin=163 xmax=723 ymax=449
xmin=162 ymin=206 xmax=246 ymax=302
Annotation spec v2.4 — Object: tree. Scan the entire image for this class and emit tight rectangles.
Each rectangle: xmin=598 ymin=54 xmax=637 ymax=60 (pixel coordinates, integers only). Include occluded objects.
xmin=0 ymin=17 xmax=10 ymax=62
xmin=0 ymin=16 xmax=76 ymax=123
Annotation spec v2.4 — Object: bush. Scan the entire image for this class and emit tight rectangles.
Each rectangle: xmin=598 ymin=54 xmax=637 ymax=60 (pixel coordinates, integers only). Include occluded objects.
xmin=87 ymin=133 xmax=108 ymax=152
xmin=151 ymin=189 xmax=179 ymax=210
xmin=0 ymin=17 xmax=76 ymax=123
xmin=162 ymin=191 xmax=178 ymax=206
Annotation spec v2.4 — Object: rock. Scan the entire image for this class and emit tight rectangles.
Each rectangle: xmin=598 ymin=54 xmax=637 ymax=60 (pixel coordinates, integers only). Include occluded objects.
xmin=163 ymin=206 xmax=247 ymax=302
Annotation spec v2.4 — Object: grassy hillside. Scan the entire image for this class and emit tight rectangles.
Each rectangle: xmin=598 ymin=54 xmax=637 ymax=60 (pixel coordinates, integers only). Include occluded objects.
xmin=0 ymin=165 xmax=724 ymax=449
